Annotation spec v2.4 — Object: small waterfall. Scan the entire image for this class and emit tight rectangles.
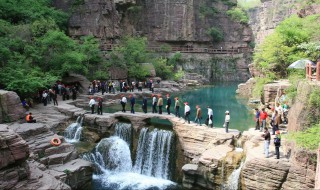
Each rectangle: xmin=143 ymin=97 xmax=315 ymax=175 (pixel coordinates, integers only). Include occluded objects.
xmin=235 ymin=139 xmax=243 ymax=153
xmin=114 ymin=123 xmax=132 ymax=146
xmin=226 ymin=162 xmax=244 ymax=190
xmin=64 ymin=116 xmax=83 ymax=143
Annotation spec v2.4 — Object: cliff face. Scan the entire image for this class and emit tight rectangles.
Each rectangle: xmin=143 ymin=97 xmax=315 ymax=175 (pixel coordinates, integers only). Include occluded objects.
xmin=67 ymin=0 xmax=251 ymax=49
xmin=248 ymin=0 xmax=320 ymax=46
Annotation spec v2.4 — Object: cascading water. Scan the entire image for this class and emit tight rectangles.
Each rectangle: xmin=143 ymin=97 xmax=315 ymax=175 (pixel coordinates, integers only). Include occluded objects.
xmin=134 ymin=128 xmax=175 ymax=179
xmin=114 ymin=123 xmax=132 ymax=147
xmin=64 ymin=116 xmax=83 ymax=143
xmin=82 ymin=123 xmax=177 ymax=190
xmin=225 ymin=162 xmax=244 ymax=190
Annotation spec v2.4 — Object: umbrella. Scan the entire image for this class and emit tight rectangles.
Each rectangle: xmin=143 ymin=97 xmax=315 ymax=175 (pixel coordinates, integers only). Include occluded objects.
xmin=288 ymin=59 xmax=316 ymax=69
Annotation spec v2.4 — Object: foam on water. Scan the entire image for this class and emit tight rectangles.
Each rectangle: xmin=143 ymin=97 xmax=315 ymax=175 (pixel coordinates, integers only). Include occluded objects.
xmin=94 ymin=172 xmax=176 ymax=190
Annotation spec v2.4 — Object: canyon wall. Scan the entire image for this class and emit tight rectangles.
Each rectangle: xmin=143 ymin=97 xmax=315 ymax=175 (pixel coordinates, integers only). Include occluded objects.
xmin=53 ymin=0 xmax=253 ymax=82
xmin=248 ymin=0 xmax=320 ymax=46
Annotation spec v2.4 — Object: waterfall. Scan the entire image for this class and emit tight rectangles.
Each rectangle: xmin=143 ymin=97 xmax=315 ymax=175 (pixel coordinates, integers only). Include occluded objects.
xmin=81 ymin=126 xmax=177 ymax=190
xmin=226 ymin=162 xmax=244 ymax=190
xmin=134 ymin=128 xmax=175 ymax=179
xmin=235 ymin=139 xmax=243 ymax=153
xmin=64 ymin=116 xmax=83 ymax=143
xmin=114 ymin=123 xmax=132 ymax=146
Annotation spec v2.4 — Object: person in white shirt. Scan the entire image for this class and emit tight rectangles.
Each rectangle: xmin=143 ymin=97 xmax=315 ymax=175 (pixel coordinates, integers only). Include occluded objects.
xmin=89 ymin=97 xmax=96 ymax=114
xmin=207 ymin=106 xmax=213 ymax=127
xmin=152 ymin=94 xmax=157 ymax=113
xmin=184 ymin=102 xmax=191 ymax=124
xmin=121 ymin=95 xmax=127 ymax=112
xmin=224 ymin=110 xmax=230 ymax=133
xmin=42 ymin=91 xmax=48 ymax=106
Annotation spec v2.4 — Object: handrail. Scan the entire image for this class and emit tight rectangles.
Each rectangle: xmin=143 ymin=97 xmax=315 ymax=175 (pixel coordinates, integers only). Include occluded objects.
xmin=100 ymin=44 xmax=251 ymax=54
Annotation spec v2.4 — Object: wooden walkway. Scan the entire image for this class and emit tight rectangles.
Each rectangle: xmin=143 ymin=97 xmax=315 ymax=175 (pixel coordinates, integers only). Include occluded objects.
xmin=101 ymin=44 xmax=252 ymax=55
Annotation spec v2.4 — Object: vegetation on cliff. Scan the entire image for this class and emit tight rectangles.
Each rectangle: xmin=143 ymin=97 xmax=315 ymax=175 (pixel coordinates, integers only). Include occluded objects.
xmin=252 ymin=14 xmax=320 ymax=97
xmin=287 ymin=124 xmax=320 ymax=150
xmin=0 ymin=0 xmax=103 ymax=96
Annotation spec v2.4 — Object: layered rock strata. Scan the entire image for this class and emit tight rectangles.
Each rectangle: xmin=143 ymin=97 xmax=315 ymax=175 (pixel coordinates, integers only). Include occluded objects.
xmin=241 ymin=128 xmax=316 ymax=189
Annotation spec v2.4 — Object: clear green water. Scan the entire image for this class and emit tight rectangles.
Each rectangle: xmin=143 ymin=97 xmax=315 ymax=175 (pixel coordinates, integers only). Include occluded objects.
xmin=99 ymin=83 xmax=253 ymax=131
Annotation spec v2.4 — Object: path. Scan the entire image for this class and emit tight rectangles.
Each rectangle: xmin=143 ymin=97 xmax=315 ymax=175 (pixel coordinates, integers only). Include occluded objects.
xmin=101 ymin=44 xmax=252 ymax=55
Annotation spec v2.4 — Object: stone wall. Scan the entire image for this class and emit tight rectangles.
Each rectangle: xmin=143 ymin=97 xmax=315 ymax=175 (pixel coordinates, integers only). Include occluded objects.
xmin=177 ymin=53 xmax=250 ymax=82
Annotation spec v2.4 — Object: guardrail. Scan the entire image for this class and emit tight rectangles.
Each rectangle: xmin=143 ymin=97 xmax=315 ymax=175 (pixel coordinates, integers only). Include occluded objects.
xmin=100 ymin=44 xmax=251 ymax=54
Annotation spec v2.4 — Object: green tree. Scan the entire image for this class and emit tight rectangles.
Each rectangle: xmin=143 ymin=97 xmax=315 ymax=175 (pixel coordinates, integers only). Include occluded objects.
xmin=207 ymin=27 xmax=224 ymax=42
xmin=153 ymin=58 xmax=174 ymax=80
xmin=254 ymin=15 xmax=320 ymax=78
xmin=108 ymin=37 xmax=149 ymax=79
xmin=226 ymin=7 xmax=249 ymax=24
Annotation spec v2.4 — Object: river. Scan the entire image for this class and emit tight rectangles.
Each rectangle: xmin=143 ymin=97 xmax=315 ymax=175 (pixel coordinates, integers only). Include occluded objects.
xmin=103 ymin=83 xmax=253 ymax=131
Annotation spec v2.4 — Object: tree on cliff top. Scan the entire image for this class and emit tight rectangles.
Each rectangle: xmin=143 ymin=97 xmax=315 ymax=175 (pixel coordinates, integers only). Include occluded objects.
xmin=253 ymin=14 xmax=320 ymax=79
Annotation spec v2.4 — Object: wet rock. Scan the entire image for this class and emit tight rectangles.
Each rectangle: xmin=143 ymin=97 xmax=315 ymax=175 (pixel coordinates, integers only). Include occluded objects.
xmin=182 ymin=164 xmax=198 ymax=175
xmin=0 ymin=90 xmax=25 ymax=123
xmin=82 ymin=130 xmax=101 ymax=143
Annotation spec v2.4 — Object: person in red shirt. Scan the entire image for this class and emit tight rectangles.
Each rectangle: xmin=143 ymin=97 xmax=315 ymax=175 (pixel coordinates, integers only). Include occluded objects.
xmin=259 ymin=108 xmax=268 ymax=132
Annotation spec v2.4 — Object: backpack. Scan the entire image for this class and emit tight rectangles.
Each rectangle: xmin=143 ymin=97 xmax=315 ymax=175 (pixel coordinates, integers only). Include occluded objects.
xmin=274 ymin=137 xmax=281 ymax=146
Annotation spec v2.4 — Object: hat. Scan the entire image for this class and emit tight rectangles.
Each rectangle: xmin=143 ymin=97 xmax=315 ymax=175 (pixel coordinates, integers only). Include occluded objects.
xmin=184 ymin=102 xmax=188 ymax=105
xmin=225 ymin=110 xmax=229 ymax=114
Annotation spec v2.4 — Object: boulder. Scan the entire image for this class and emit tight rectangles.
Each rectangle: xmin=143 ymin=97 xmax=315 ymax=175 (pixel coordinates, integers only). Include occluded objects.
xmin=0 ymin=90 xmax=25 ymax=123
xmin=236 ymin=78 xmax=256 ymax=98
xmin=62 ymin=73 xmax=91 ymax=93
xmin=22 ymin=161 xmax=71 ymax=190
xmin=241 ymin=158 xmax=290 ymax=190
xmin=0 ymin=125 xmax=30 ymax=189
xmin=51 ymin=159 xmax=93 ymax=189
xmin=0 ymin=124 xmax=29 ymax=169
xmin=263 ymin=80 xmax=290 ymax=104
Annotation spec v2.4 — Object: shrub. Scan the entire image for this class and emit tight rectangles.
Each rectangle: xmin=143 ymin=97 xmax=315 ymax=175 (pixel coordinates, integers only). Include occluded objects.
xmin=207 ymin=27 xmax=224 ymax=42
xmin=286 ymin=123 xmax=320 ymax=150
xmin=227 ymin=7 xmax=249 ymax=24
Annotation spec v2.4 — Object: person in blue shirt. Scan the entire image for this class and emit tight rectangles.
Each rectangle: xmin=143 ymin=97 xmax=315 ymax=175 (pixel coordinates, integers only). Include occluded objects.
xmin=254 ymin=108 xmax=260 ymax=130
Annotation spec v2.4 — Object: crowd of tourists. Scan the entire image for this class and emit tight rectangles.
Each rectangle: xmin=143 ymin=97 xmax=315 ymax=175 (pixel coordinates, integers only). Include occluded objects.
xmin=88 ymin=79 xmax=159 ymax=95
xmin=88 ymin=93 xmax=231 ymax=133
xmin=31 ymin=81 xmax=80 ymax=107
xmin=257 ymin=92 xmax=288 ymax=160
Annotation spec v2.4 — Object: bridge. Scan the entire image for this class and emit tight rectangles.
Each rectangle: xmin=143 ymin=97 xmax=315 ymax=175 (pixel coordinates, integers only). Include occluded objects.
xmin=56 ymin=102 xmax=240 ymax=159
xmin=100 ymin=44 xmax=252 ymax=55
